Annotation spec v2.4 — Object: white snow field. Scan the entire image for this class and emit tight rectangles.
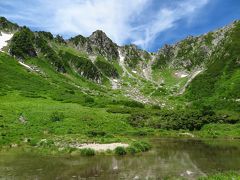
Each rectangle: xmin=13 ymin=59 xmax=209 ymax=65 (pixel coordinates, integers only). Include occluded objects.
xmin=0 ymin=32 xmax=13 ymax=51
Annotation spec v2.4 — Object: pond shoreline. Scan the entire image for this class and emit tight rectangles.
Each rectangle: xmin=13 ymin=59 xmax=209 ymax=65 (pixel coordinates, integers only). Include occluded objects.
xmin=0 ymin=138 xmax=240 ymax=179
xmin=1 ymin=135 xmax=240 ymax=157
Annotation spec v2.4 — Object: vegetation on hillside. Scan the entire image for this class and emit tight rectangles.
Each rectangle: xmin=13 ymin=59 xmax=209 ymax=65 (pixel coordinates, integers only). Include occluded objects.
xmin=0 ymin=17 xmax=19 ymax=31
xmin=9 ymin=27 xmax=36 ymax=59
xmin=35 ymin=34 xmax=66 ymax=72
xmin=0 ymin=17 xmax=240 ymax=157
xmin=186 ymin=21 xmax=240 ymax=112
xmin=60 ymin=51 xmax=102 ymax=81
xmin=95 ymin=56 xmax=119 ymax=78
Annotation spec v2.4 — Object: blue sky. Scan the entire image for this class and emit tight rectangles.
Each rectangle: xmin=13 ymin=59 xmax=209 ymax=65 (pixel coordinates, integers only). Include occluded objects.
xmin=0 ymin=0 xmax=240 ymax=52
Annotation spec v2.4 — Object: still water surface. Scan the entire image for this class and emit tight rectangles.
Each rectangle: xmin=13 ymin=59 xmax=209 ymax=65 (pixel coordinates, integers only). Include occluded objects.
xmin=0 ymin=138 xmax=240 ymax=179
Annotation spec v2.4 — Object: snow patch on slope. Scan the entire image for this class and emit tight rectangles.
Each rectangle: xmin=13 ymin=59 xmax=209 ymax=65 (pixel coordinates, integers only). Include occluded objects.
xmin=0 ymin=32 xmax=13 ymax=52
xmin=175 ymin=71 xmax=189 ymax=78
xmin=19 ymin=61 xmax=34 ymax=71
xmin=18 ymin=61 xmax=42 ymax=74
xmin=178 ymin=69 xmax=204 ymax=95
xmin=110 ymin=79 xmax=119 ymax=89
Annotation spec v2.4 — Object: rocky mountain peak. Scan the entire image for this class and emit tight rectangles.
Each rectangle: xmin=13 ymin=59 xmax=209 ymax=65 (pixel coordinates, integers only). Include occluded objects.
xmin=89 ymin=30 xmax=108 ymax=40
xmin=87 ymin=30 xmax=119 ymax=60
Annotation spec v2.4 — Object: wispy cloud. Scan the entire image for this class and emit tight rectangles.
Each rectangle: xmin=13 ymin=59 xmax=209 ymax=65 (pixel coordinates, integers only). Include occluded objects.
xmin=0 ymin=0 xmax=209 ymax=50
xmin=131 ymin=0 xmax=209 ymax=49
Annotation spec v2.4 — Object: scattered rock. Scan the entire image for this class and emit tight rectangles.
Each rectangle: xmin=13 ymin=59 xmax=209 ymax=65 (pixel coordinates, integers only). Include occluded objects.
xmin=19 ymin=114 xmax=27 ymax=124
xmin=179 ymin=132 xmax=195 ymax=138
xmin=10 ymin=143 xmax=18 ymax=148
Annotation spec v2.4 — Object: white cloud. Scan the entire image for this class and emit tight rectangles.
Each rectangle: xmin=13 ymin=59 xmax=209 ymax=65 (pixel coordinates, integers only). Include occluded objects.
xmin=131 ymin=0 xmax=209 ymax=49
xmin=0 ymin=0 xmax=209 ymax=50
xmin=49 ymin=0 xmax=149 ymax=44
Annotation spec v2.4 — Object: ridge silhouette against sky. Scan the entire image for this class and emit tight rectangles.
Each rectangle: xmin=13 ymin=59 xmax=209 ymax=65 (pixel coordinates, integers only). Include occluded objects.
xmin=0 ymin=0 xmax=240 ymax=52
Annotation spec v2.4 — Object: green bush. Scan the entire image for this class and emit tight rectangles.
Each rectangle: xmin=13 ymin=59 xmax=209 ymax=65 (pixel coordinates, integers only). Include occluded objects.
xmin=132 ymin=130 xmax=148 ymax=136
xmin=122 ymin=100 xmax=145 ymax=108
xmin=131 ymin=141 xmax=151 ymax=152
xmin=50 ymin=112 xmax=64 ymax=122
xmin=115 ymin=146 xmax=127 ymax=155
xmin=111 ymin=100 xmax=145 ymax=108
xmin=29 ymin=138 xmax=38 ymax=146
xmin=80 ymin=148 xmax=95 ymax=156
xmin=126 ymin=146 xmax=137 ymax=155
xmin=84 ymin=96 xmax=95 ymax=103
xmin=127 ymin=112 xmax=150 ymax=127
xmin=151 ymin=105 xmax=161 ymax=110
xmin=10 ymin=27 xmax=36 ymax=58
xmin=146 ymin=110 xmax=238 ymax=131
xmin=106 ymin=107 xmax=134 ymax=114
xmin=87 ymin=130 xmax=106 ymax=137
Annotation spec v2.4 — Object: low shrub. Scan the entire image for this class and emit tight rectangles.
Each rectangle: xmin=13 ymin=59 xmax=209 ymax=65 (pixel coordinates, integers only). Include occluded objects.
xmin=151 ymin=105 xmax=161 ymax=110
xmin=111 ymin=100 xmax=145 ymax=108
xmin=80 ymin=148 xmax=95 ymax=156
xmin=106 ymin=107 xmax=134 ymax=114
xmin=126 ymin=146 xmax=137 ymax=155
xmin=84 ymin=96 xmax=95 ymax=104
xmin=50 ymin=112 xmax=64 ymax=122
xmin=115 ymin=146 xmax=127 ymax=155
xmin=29 ymin=138 xmax=38 ymax=146
xmin=131 ymin=141 xmax=151 ymax=152
xmin=87 ymin=130 xmax=106 ymax=137
xmin=127 ymin=112 xmax=150 ymax=127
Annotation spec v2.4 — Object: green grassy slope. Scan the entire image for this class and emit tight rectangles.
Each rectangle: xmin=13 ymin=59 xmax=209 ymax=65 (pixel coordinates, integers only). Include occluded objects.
xmin=0 ymin=53 xmax=139 ymax=148
xmin=0 ymin=17 xmax=240 ymax=152
xmin=186 ymin=21 xmax=240 ymax=112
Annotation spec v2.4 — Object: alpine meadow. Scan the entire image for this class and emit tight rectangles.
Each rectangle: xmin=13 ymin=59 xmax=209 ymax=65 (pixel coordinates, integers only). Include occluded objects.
xmin=0 ymin=1 xmax=240 ymax=178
